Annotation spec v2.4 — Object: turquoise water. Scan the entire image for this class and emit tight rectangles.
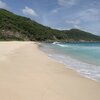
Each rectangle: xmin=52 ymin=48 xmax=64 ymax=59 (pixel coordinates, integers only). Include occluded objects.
xmin=40 ymin=42 xmax=100 ymax=82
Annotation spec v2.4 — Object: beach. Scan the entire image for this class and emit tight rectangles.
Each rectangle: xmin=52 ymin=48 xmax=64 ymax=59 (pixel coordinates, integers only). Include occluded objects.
xmin=0 ymin=42 xmax=100 ymax=100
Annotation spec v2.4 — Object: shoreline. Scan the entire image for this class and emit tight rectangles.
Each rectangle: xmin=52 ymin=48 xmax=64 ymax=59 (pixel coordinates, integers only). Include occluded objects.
xmin=45 ymin=54 xmax=100 ymax=83
xmin=38 ymin=42 xmax=100 ymax=82
xmin=0 ymin=41 xmax=100 ymax=100
xmin=44 ymin=55 xmax=100 ymax=83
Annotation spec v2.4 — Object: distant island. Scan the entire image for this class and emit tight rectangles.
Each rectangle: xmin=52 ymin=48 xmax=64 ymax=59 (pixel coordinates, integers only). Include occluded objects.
xmin=0 ymin=8 xmax=100 ymax=42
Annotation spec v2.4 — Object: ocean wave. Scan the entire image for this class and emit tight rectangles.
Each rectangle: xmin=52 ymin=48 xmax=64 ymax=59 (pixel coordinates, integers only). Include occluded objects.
xmin=55 ymin=43 xmax=100 ymax=50
xmin=56 ymin=44 xmax=69 ymax=47
xmin=48 ymin=53 xmax=100 ymax=82
xmin=52 ymin=42 xmax=60 ymax=44
xmin=40 ymin=43 xmax=100 ymax=82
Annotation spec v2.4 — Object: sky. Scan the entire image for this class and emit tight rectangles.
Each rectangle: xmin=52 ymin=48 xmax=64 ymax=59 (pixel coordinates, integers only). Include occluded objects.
xmin=0 ymin=0 xmax=100 ymax=35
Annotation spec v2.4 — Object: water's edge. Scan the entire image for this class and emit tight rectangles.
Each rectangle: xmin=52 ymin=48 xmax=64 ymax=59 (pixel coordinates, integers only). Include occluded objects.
xmin=38 ymin=43 xmax=100 ymax=83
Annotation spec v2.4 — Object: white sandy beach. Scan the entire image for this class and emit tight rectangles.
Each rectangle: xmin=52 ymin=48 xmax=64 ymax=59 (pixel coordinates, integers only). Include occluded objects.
xmin=0 ymin=42 xmax=100 ymax=100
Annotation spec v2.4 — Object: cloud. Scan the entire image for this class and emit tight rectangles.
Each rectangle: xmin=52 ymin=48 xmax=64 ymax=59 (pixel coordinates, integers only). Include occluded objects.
xmin=0 ymin=0 xmax=7 ymax=8
xmin=74 ymin=25 xmax=81 ymax=29
xmin=51 ymin=9 xmax=58 ymax=14
xmin=22 ymin=6 xmax=38 ymax=17
xmin=65 ymin=19 xmax=80 ymax=24
xmin=65 ymin=19 xmax=81 ymax=29
xmin=78 ymin=8 xmax=100 ymax=22
xmin=58 ymin=0 xmax=78 ymax=6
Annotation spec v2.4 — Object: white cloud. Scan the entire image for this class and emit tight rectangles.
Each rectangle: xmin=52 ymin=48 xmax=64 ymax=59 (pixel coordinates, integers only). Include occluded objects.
xmin=66 ymin=19 xmax=80 ymax=24
xmin=65 ymin=19 xmax=81 ymax=29
xmin=74 ymin=25 xmax=81 ymax=29
xmin=0 ymin=0 xmax=7 ymax=8
xmin=58 ymin=0 xmax=78 ymax=6
xmin=51 ymin=9 xmax=58 ymax=14
xmin=78 ymin=8 xmax=100 ymax=22
xmin=22 ymin=6 xmax=38 ymax=17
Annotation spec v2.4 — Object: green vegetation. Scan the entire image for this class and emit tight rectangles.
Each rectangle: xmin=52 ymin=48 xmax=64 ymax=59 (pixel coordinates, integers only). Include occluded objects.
xmin=0 ymin=8 xmax=100 ymax=42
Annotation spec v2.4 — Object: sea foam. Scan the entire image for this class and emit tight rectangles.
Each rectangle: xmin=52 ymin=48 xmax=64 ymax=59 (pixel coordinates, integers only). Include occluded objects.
xmin=39 ymin=42 xmax=100 ymax=82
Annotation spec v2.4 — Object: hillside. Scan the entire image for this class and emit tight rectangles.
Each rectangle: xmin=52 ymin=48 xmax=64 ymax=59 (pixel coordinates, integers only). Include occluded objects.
xmin=0 ymin=8 xmax=100 ymax=42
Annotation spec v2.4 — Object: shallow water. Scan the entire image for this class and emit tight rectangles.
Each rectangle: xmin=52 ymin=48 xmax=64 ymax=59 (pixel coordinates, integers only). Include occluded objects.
xmin=39 ymin=42 xmax=100 ymax=82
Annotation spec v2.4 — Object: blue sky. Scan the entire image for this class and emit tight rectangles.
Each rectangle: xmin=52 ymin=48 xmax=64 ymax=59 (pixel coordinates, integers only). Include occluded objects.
xmin=0 ymin=0 xmax=100 ymax=35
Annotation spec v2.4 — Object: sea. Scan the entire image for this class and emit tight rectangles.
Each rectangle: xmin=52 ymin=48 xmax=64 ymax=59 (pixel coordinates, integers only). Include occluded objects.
xmin=39 ymin=42 xmax=100 ymax=82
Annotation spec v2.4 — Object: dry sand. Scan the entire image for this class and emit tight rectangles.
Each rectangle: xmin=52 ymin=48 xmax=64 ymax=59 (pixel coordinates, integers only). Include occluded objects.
xmin=0 ymin=42 xmax=100 ymax=100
